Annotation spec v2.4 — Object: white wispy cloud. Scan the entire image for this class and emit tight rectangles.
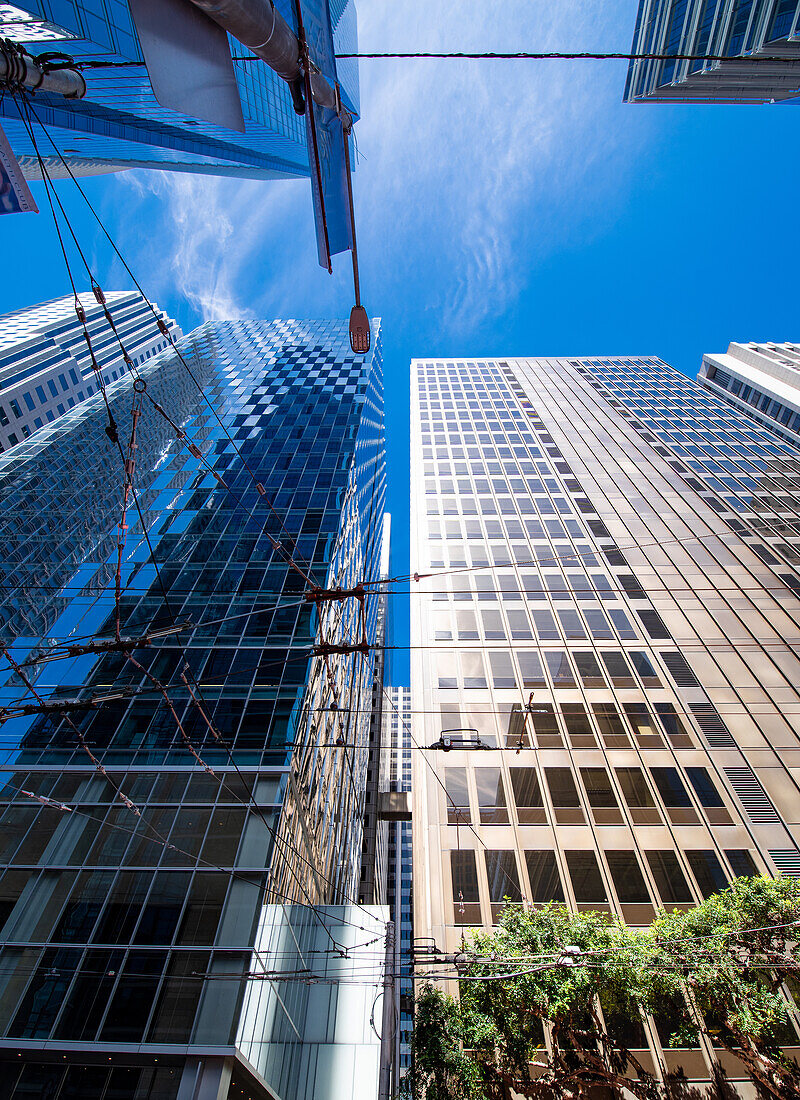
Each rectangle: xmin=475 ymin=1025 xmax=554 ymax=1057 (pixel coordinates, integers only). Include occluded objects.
xmin=116 ymin=0 xmax=650 ymax=339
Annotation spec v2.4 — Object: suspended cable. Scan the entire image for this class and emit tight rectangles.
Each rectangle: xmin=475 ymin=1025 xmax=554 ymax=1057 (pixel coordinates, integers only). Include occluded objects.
xmin=21 ymin=96 xmax=322 ymax=591
xmin=0 ymin=647 xmax=141 ymax=817
xmin=333 ymin=50 xmax=800 ymax=62
xmin=2 ymin=777 xmax=381 ymax=936
xmin=367 ymin=523 xmax=789 ymax=589
xmin=378 ymin=681 xmax=523 ymax=898
xmin=63 ymin=49 xmax=800 ymax=69
xmin=0 ymin=230 xmax=380 ymax=948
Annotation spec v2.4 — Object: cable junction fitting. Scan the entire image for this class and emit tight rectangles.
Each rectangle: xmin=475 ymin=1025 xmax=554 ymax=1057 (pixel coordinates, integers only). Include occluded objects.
xmin=0 ymin=37 xmax=86 ymax=98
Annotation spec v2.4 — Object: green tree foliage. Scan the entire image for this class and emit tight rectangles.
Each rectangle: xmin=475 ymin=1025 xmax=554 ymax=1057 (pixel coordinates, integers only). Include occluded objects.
xmin=403 ymin=876 xmax=800 ymax=1100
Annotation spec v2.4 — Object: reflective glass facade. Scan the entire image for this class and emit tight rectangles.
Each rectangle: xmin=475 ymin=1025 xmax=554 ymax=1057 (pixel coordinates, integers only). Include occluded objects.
xmin=359 ymin=513 xmax=391 ymax=907
xmin=411 ymin=355 xmax=800 ymax=1090
xmin=0 ymin=0 xmax=359 ymax=178
xmin=624 ymin=0 xmax=800 ymax=103
xmin=0 ymin=318 xmax=385 ymax=1099
xmin=0 ymin=292 xmax=178 ymax=455
xmin=384 ymin=685 xmax=412 ymax=1085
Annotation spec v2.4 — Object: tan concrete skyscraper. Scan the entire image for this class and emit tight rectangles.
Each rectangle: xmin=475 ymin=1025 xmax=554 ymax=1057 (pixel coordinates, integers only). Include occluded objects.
xmin=410 ymin=355 xmax=800 ymax=1089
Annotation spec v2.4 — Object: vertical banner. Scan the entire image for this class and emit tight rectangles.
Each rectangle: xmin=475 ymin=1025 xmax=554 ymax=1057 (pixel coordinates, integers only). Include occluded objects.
xmin=301 ymin=0 xmax=354 ymax=266
xmin=303 ymin=102 xmax=353 ymax=266
xmin=0 ymin=124 xmax=38 ymax=215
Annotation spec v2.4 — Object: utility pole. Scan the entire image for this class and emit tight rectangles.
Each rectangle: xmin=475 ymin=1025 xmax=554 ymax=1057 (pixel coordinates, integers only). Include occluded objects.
xmin=378 ymin=920 xmax=395 ymax=1100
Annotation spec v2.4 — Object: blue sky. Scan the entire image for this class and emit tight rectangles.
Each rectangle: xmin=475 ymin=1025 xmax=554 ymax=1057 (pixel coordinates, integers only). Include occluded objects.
xmin=2 ymin=0 xmax=799 ymax=680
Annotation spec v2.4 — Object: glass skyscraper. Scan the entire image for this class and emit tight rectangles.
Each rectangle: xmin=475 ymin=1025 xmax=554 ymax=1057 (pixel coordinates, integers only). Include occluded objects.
xmin=0 ymin=317 xmax=387 ymax=1100
xmin=0 ymin=0 xmax=359 ymax=178
xmin=411 ymin=354 xmax=800 ymax=1092
xmin=624 ymin=0 xmax=800 ymax=103
xmin=0 ymin=292 xmax=179 ymax=454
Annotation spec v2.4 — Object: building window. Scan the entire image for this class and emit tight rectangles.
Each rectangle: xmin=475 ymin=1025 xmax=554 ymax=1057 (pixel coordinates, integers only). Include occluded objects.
xmin=558 ymin=609 xmax=587 ymax=639
xmin=561 ymin=703 xmax=595 ymax=748
xmin=624 ymin=704 xmax=664 ymax=749
xmin=444 ymin=768 xmax=470 ymax=824
xmin=437 ymin=654 xmax=457 ymax=689
xmin=475 ymin=768 xmax=509 ymax=824
xmin=565 ymin=851 xmax=608 ymax=908
xmin=529 ymin=704 xmax=561 ymax=748
xmin=646 ymin=851 xmax=693 ymax=905
xmin=654 ymin=703 xmax=692 ymax=748
xmin=630 ymin=652 xmax=661 ymax=687
xmin=518 ymin=652 xmax=546 ymax=687
xmin=686 ymin=851 xmax=727 ymax=899
xmin=545 ymin=651 xmax=575 ymax=687
xmin=601 ymin=652 xmax=636 ymax=687
xmin=461 ymin=652 xmax=487 ymax=689
xmin=525 ymin=851 xmax=564 ymax=903
xmin=545 ymin=768 xmax=584 ymax=824
xmin=573 ymin=651 xmax=605 ymax=687
xmin=484 ymin=851 xmax=521 ymax=920
xmin=489 ymin=652 xmax=516 ymax=689
xmin=450 ymin=850 xmax=480 ymax=924
xmin=510 ymin=768 xmax=546 ymax=823
xmin=580 ymin=768 xmax=622 ymax=824
xmin=725 ymin=849 xmax=759 ymax=878
xmin=650 ymin=768 xmax=699 ymax=824
xmin=605 ymin=851 xmax=651 ymax=905
xmin=615 ymin=768 xmax=660 ymax=824
xmin=592 ymin=703 xmax=630 ymax=748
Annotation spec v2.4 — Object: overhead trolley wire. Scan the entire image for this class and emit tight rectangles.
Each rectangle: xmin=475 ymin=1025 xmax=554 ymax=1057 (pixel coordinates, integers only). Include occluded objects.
xmin=1 ymin=521 xmax=796 ymax=598
xmin=333 ymin=50 xmax=800 ymax=62
xmin=1 ymin=643 xmax=383 ymax=944
xmin=65 ymin=48 xmax=800 ymax=69
xmin=1 ymin=776 xmax=383 ymax=940
xmin=9 ymin=85 xmax=796 ymax=954
xmin=21 ymin=95 xmax=322 ymax=592
xmin=0 ymin=940 xmax=797 ymax=990
xmin=376 ymin=679 xmax=525 ymax=899
xmin=7 ymin=693 xmax=800 ymax=730
xmin=0 ymin=156 xmax=383 ymax=946
xmin=364 ymin=524 xmax=800 ymax=589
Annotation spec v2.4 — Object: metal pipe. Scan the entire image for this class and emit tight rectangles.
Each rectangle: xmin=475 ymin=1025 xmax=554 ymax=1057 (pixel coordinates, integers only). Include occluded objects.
xmin=0 ymin=41 xmax=86 ymax=98
xmin=187 ymin=0 xmax=340 ymax=113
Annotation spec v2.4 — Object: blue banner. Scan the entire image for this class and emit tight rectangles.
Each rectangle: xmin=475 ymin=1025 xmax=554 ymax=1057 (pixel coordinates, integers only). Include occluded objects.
xmin=301 ymin=0 xmax=353 ymax=267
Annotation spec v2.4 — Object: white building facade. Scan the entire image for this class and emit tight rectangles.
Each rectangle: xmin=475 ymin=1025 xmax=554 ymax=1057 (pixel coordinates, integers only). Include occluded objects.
xmin=0 ymin=292 xmax=179 ymax=453
xmin=698 ymin=340 xmax=800 ymax=446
